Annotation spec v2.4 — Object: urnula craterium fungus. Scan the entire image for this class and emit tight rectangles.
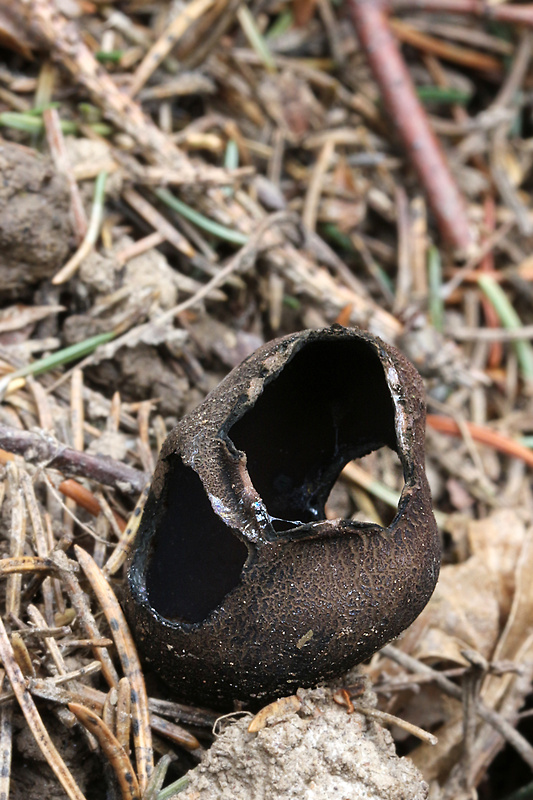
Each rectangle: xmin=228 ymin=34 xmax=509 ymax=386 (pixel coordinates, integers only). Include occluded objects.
xmin=125 ymin=325 xmax=440 ymax=708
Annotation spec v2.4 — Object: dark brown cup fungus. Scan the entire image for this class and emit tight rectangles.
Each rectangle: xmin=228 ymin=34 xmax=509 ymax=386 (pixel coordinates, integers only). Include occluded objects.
xmin=125 ymin=326 xmax=440 ymax=708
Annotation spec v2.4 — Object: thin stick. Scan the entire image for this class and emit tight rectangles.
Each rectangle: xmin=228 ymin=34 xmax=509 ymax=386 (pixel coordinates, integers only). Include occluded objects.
xmin=449 ymin=325 xmax=533 ymax=342
xmin=302 ymin=138 xmax=334 ymax=232
xmin=103 ymin=484 xmax=150 ymax=577
xmin=55 ymin=550 xmax=120 ymax=689
xmin=129 ymin=0 xmax=217 ymax=97
xmin=389 ymin=17 xmax=501 ymax=72
xmin=122 ymin=188 xmax=195 ymax=258
xmin=52 ymin=171 xmax=108 ymax=285
xmin=43 ymin=107 xmax=87 ymax=242
xmin=59 ymin=479 xmax=126 ymax=532
xmin=0 ymin=424 xmax=147 ymax=494
xmin=21 ymin=472 xmax=55 ymax=624
xmin=427 ymin=414 xmax=533 ymax=469
xmin=0 ymin=617 xmax=87 ymax=800
xmin=382 ymin=645 xmax=533 ymax=771
xmin=75 ymin=546 xmax=153 ymax=792
xmin=354 ymin=702 xmax=438 ymax=745
xmin=68 ymin=703 xmax=140 ymax=800
xmin=0 ymin=677 xmax=13 ymax=800
xmin=115 ymin=232 xmax=165 ymax=266
xmin=347 ymin=0 xmax=472 ymax=251
xmin=391 ymin=1 xmax=533 ymax=27
xmin=5 ymin=466 xmax=25 ymax=619
xmin=0 ymin=555 xmax=76 ymax=576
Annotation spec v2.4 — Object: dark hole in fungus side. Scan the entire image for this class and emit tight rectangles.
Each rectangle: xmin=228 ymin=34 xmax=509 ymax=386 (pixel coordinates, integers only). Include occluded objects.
xmin=228 ymin=338 xmax=398 ymax=529
xmin=145 ymin=457 xmax=248 ymax=623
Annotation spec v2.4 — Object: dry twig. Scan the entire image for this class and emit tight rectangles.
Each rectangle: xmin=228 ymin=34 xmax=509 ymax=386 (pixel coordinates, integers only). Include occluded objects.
xmin=347 ymin=0 xmax=473 ymax=250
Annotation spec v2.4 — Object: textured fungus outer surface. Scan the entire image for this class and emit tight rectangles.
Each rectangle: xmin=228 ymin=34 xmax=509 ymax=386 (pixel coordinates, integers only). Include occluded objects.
xmin=178 ymin=687 xmax=429 ymax=800
xmin=125 ymin=326 xmax=440 ymax=707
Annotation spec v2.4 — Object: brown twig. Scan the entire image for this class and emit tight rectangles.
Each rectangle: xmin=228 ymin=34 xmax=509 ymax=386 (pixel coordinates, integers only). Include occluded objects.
xmin=75 ymin=546 xmax=153 ymax=793
xmin=0 ymin=424 xmax=148 ymax=494
xmin=104 ymin=484 xmax=150 ymax=577
xmin=391 ymin=1 xmax=533 ymax=27
xmin=0 ymin=617 xmax=87 ymax=800
xmin=128 ymin=0 xmax=217 ymax=97
xmin=427 ymin=414 xmax=533 ymax=470
xmin=68 ymin=703 xmax=140 ymax=800
xmin=382 ymin=645 xmax=533 ymax=771
xmin=122 ymin=188 xmax=195 ymax=258
xmin=58 ymin=479 xmax=126 ymax=531
xmin=21 ymin=0 xmax=238 ymax=183
xmin=0 ymin=677 xmax=13 ymax=800
xmin=0 ymin=555 xmax=77 ymax=576
xmin=389 ymin=17 xmax=502 ymax=72
xmin=43 ymin=107 xmax=87 ymax=243
xmin=5 ymin=465 xmax=26 ymax=619
xmin=346 ymin=0 xmax=473 ymax=251
xmin=54 ymin=550 xmax=120 ymax=689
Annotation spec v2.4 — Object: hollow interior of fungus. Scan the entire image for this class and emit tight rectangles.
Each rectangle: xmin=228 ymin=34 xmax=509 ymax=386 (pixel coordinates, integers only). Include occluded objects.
xmin=228 ymin=338 xmax=398 ymax=530
xmin=145 ymin=458 xmax=249 ymax=623
xmin=145 ymin=337 xmax=399 ymax=624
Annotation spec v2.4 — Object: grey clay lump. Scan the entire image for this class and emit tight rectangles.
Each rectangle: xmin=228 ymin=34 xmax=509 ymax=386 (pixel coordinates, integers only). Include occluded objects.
xmin=125 ymin=326 xmax=441 ymax=708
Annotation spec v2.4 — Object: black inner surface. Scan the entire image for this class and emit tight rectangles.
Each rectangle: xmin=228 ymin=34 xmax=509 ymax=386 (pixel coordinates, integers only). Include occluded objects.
xmin=145 ymin=457 xmax=248 ymax=623
xmin=229 ymin=338 xmax=398 ymax=528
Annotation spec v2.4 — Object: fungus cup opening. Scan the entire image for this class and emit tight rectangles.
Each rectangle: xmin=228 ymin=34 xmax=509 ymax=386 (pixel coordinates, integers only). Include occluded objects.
xmin=228 ymin=338 xmax=399 ymax=529
xmin=145 ymin=459 xmax=249 ymax=623
xmin=145 ymin=336 xmax=403 ymax=626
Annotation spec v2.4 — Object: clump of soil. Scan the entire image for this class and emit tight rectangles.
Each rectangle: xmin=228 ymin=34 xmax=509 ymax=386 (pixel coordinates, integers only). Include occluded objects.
xmin=180 ymin=687 xmax=428 ymax=800
xmin=0 ymin=141 xmax=72 ymax=291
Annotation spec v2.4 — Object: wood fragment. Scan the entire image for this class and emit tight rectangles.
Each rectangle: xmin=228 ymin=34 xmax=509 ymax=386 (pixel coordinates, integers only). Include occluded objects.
xmin=391 ymin=0 xmax=533 ymax=27
xmin=0 ymin=677 xmax=13 ymax=800
xmin=148 ymin=714 xmax=201 ymax=752
xmin=104 ymin=484 xmax=150 ymax=577
xmin=427 ymin=414 xmax=533 ymax=470
xmin=5 ymin=464 xmax=26 ymax=619
xmin=10 ymin=632 xmax=35 ymax=678
xmin=390 ymin=17 xmax=502 ymax=72
xmin=115 ymin=677 xmax=132 ymax=753
xmin=347 ymin=0 xmax=473 ymax=251
xmin=54 ymin=550 xmax=120 ymax=689
xmin=248 ymin=696 xmax=302 ymax=733
xmin=0 ymin=424 xmax=147 ymax=494
xmin=68 ymin=703 xmax=141 ymax=800
xmin=43 ymin=107 xmax=87 ymax=242
xmin=382 ymin=645 xmax=533 ymax=770
xmin=302 ymin=138 xmax=334 ymax=232
xmin=75 ymin=546 xmax=153 ymax=792
xmin=122 ymin=188 xmax=195 ymax=258
xmin=128 ymin=0 xmax=218 ymax=97
xmin=0 ymin=617 xmax=87 ymax=800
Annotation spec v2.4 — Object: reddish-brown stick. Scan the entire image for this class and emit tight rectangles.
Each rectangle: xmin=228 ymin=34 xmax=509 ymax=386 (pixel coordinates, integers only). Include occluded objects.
xmin=346 ymin=0 xmax=473 ymax=251
xmin=427 ymin=414 xmax=533 ymax=469
xmin=391 ymin=0 xmax=533 ymax=27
